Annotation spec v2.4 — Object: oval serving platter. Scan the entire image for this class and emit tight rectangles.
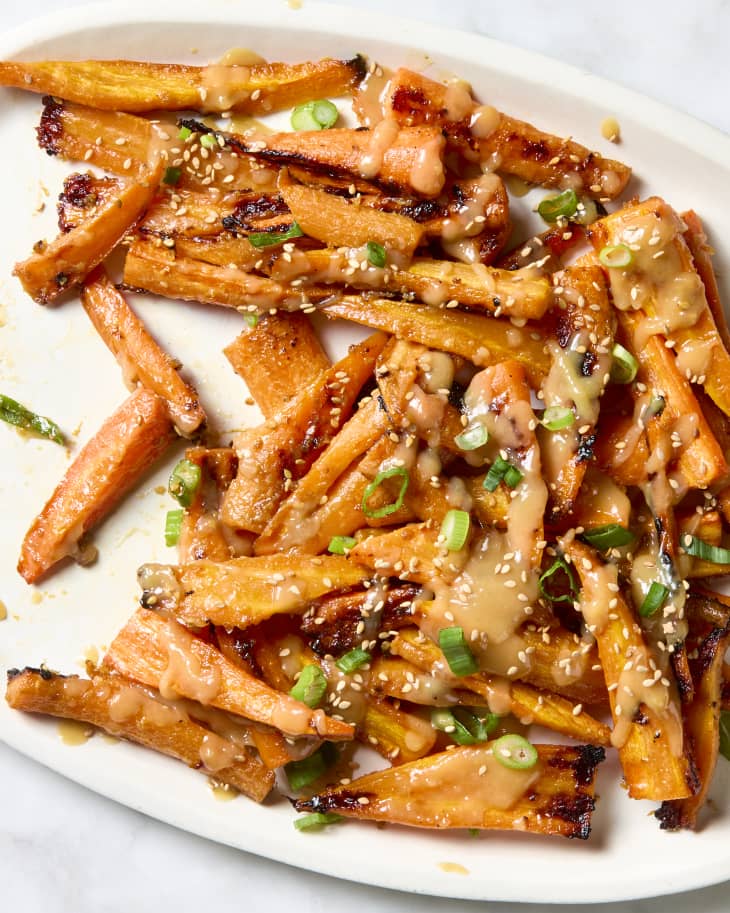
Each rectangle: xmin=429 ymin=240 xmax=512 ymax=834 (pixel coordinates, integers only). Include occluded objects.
xmin=1 ymin=0 xmax=729 ymax=903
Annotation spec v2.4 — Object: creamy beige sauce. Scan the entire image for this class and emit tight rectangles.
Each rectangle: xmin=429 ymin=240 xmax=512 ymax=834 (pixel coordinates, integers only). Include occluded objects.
xmin=572 ymin=554 xmax=618 ymax=634
xmin=108 ymin=681 xmax=185 ymax=727
xmin=209 ymin=779 xmax=239 ymax=801
xmin=470 ymin=104 xmax=501 ymax=139
xmin=356 ymin=64 xmax=393 ymax=127
xmin=604 ymin=205 xmax=707 ymax=345
xmin=218 ymin=48 xmax=267 ymax=67
xmin=410 ymin=133 xmax=447 ymax=196
xmin=58 ymin=719 xmax=94 ymax=745
xmin=443 ymin=79 xmax=474 ymax=122
xmin=441 ymin=173 xmax=503 ymax=243
xmin=438 ymin=862 xmax=470 ymax=875
xmin=600 ymin=116 xmax=621 ymax=142
xmin=360 ymin=118 xmax=400 ymax=179
xmin=199 ymin=732 xmax=238 ymax=772
xmin=158 ymin=620 xmax=222 ymax=703
xmin=675 ymin=336 xmax=715 ymax=381
xmin=200 ymin=64 xmax=252 ymax=112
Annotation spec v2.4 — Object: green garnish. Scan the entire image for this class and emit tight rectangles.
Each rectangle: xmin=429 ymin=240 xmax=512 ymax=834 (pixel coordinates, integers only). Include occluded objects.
xmin=599 ymin=243 xmax=634 ymax=269
xmin=293 ymin=812 xmax=343 ymax=831
xmin=361 ymin=466 xmax=409 ymax=519
xmin=682 ymin=536 xmax=730 ymax=565
xmin=538 ymin=556 xmax=578 ymax=605
xmin=168 ymin=458 xmax=202 ymax=508
xmin=440 ymin=509 xmax=470 ymax=551
xmin=177 ymin=126 xmax=192 ymax=141
xmin=454 ymin=423 xmax=488 ymax=451
xmin=162 ymin=166 xmax=182 ymax=185
xmin=610 ymin=343 xmax=638 ymax=384
xmin=335 ymin=647 xmax=371 ymax=674
xmin=537 ymin=189 xmax=578 ymax=222
xmin=582 ymin=523 xmax=635 ymax=551
xmin=290 ymin=99 xmax=339 ymax=131
xmin=289 ymin=664 xmax=327 ymax=708
xmin=492 ymin=734 xmax=538 ymax=770
xmin=243 ymin=313 xmax=259 ymax=328
xmin=328 ymin=535 xmax=357 ymax=555
xmin=639 ymin=581 xmax=669 ymax=618
xmin=164 ymin=509 xmax=184 ymax=547
xmin=438 ymin=626 xmax=479 ymax=677
xmin=541 ymin=406 xmax=575 ymax=431
xmin=247 ymin=222 xmax=304 ymax=248
xmin=285 ymin=746 xmax=332 ymax=791
xmin=366 ymin=241 xmax=387 ymax=268
xmin=0 ymin=393 xmax=65 ymax=445
xmin=483 ymin=456 xmax=523 ymax=492
xmin=200 ymin=133 xmax=217 ymax=149
xmin=431 ymin=707 xmax=499 ymax=746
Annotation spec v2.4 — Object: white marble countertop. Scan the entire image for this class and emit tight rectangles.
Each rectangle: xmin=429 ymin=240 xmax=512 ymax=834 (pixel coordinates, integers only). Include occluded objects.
xmin=1 ymin=1 xmax=729 ymax=911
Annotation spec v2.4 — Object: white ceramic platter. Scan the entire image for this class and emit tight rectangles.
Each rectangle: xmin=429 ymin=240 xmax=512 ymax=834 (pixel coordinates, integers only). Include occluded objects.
xmin=1 ymin=1 xmax=729 ymax=904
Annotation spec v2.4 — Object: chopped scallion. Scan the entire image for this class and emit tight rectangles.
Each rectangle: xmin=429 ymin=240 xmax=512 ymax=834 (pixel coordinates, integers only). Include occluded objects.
xmin=541 ymin=406 xmax=575 ymax=431
xmin=328 ymin=535 xmax=357 ymax=555
xmin=492 ymin=733 xmax=538 ymax=770
xmin=361 ymin=466 xmax=409 ymax=519
xmin=537 ymin=189 xmax=578 ymax=222
xmin=610 ymin=343 xmax=638 ymax=384
xmin=168 ymin=458 xmax=201 ymax=508
xmin=599 ymin=243 xmax=634 ymax=269
xmin=0 ymin=393 xmax=65 ymax=445
xmin=291 ymin=99 xmax=339 ymax=131
xmin=335 ymin=647 xmax=371 ymax=674
xmin=720 ymin=711 xmax=730 ymax=762
xmin=177 ymin=125 xmax=192 ymax=141
xmin=440 ymin=509 xmax=470 ymax=551
xmin=243 ymin=313 xmax=259 ymax=328
xmin=438 ymin=626 xmax=478 ymax=677
xmin=289 ymin=664 xmax=327 ymax=708
xmin=582 ymin=523 xmax=635 ymax=550
xmin=164 ymin=509 xmax=183 ymax=547
xmin=682 ymin=535 xmax=730 ymax=565
xmin=285 ymin=746 xmax=331 ymax=791
xmin=483 ymin=456 xmax=522 ymax=492
xmin=162 ymin=166 xmax=182 ymax=185
xmin=646 ymin=395 xmax=666 ymax=418
xmin=200 ymin=133 xmax=217 ymax=149
xmin=431 ymin=707 xmax=498 ymax=746
xmin=454 ymin=423 xmax=488 ymax=451
xmin=639 ymin=581 xmax=669 ymax=618
xmin=538 ymin=556 xmax=578 ymax=604
xmin=366 ymin=241 xmax=387 ymax=268
xmin=293 ymin=812 xmax=343 ymax=831
xmin=247 ymin=222 xmax=304 ymax=248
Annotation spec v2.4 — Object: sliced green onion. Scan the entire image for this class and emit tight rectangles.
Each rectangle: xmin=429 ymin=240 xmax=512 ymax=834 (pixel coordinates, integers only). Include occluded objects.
xmin=164 ymin=509 xmax=183 ymax=547
xmin=439 ymin=626 xmax=479 ymax=677
xmin=572 ymin=197 xmax=598 ymax=226
xmin=582 ymin=523 xmax=635 ymax=550
xmin=431 ymin=707 xmax=499 ymax=746
xmin=361 ymin=466 xmax=409 ymax=519
xmin=243 ymin=313 xmax=259 ymax=328
xmin=0 ymin=393 xmax=65 ymax=445
xmin=290 ymin=99 xmax=339 ymax=131
xmin=639 ymin=581 xmax=669 ymax=618
xmin=454 ymin=423 xmax=488 ymax=451
xmin=328 ymin=535 xmax=357 ymax=555
xmin=177 ymin=125 xmax=192 ymax=141
xmin=335 ymin=647 xmax=371 ymax=674
xmin=293 ymin=812 xmax=343 ymax=831
xmin=285 ymin=746 xmax=331 ymax=791
xmin=168 ymin=458 xmax=202 ymax=508
xmin=483 ymin=456 xmax=522 ymax=492
xmin=720 ymin=711 xmax=730 ymax=762
xmin=610 ymin=343 xmax=638 ymax=384
xmin=200 ymin=133 xmax=217 ymax=149
xmin=538 ymin=556 xmax=578 ymax=605
xmin=537 ymin=189 xmax=578 ymax=222
xmin=247 ymin=222 xmax=304 ymax=248
xmin=541 ymin=406 xmax=575 ymax=431
xmin=366 ymin=241 xmax=387 ymax=268
xmin=289 ymin=663 xmax=327 ymax=708
xmin=646 ymin=395 xmax=666 ymax=418
xmin=599 ymin=243 xmax=634 ymax=269
xmin=162 ymin=166 xmax=182 ymax=185
xmin=440 ymin=509 xmax=470 ymax=551
xmin=682 ymin=535 xmax=730 ymax=565
xmin=492 ymin=734 xmax=538 ymax=770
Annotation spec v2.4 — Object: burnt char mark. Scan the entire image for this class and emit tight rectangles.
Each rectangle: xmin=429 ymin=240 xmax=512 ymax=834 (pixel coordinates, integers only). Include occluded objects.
xmin=37 ymin=95 xmax=64 ymax=155
xmin=519 ymin=136 xmax=551 ymax=164
xmin=221 ymin=193 xmax=289 ymax=232
xmin=7 ymin=665 xmax=58 ymax=682
xmin=347 ymin=54 xmax=369 ymax=83
xmin=294 ymin=790 xmax=373 ymax=814
xmin=655 ymin=801 xmax=686 ymax=831
xmin=478 ymin=231 xmax=506 ymax=265
xmin=547 ymin=744 xmax=606 ymax=787
xmin=396 ymin=198 xmax=445 ymax=223
xmin=671 ymin=649 xmax=695 ymax=704
xmin=389 ymin=85 xmax=440 ymax=124
xmin=581 ymin=352 xmax=597 ymax=377
xmin=576 ymin=433 xmax=596 ymax=463
xmin=544 ymin=793 xmax=595 ymax=839
xmin=177 ymin=116 xmax=214 ymax=136
xmin=693 ymin=624 xmax=728 ymax=679
xmin=58 ymin=173 xmax=97 ymax=233
xmin=555 ymin=312 xmax=573 ymax=349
